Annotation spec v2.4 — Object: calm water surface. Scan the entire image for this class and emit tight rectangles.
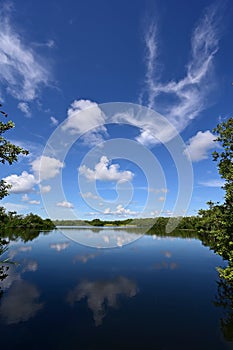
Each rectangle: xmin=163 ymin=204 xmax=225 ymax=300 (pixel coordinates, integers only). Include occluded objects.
xmin=0 ymin=227 xmax=232 ymax=350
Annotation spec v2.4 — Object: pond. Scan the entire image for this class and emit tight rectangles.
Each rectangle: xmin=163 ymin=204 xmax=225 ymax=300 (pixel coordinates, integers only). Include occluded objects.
xmin=0 ymin=227 xmax=232 ymax=350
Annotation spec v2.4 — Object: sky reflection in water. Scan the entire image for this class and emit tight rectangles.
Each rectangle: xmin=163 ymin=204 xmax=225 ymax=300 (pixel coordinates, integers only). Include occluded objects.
xmin=0 ymin=228 xmax=231 ymax=350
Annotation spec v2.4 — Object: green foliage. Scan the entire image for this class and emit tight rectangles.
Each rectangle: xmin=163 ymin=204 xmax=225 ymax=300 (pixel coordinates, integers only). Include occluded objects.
xmin=0 ymin=114 xmax=29 ymax=166
xmin=0 ymin=207 xmax=55 ymax=236
xmin=0 ymin=105 xmax=29 ymax=200
xmin=0 ymin=104 xmax=55 ymax=242
xmin=198 ymin=117 xmax=233 ymax=282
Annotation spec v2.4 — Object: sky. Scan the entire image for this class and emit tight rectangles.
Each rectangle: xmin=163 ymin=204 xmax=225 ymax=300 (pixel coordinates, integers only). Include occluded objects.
xmin=0 ymin=0 xmax=232 ymax=220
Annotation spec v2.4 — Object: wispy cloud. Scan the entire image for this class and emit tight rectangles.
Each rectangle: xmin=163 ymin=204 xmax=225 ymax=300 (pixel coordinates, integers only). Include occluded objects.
xmin=199 ymin=179 xmax=224 ymax=187
xmin=50 ymin=116 xmax=58 ymax=126
xmin=3 ymin=202 xmax=28 ymax=213
xmin=0 ymin=4 xmax=51 ymax=101
xmin=140 ymin=2 xmax=222 ymax=145
xmin=17 ymin=102 xmax=31 ymax=117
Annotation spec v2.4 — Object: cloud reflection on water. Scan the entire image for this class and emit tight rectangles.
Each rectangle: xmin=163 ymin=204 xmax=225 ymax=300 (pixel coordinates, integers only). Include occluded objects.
xmin=67 ymin=276 xmax=138 ymax=326
xmin=0 ymin=280 xmax=43 ymax=324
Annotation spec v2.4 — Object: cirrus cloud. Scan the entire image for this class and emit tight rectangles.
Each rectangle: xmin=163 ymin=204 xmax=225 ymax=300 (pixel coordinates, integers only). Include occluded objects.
xmin=139 ymin=2 xmax=222 ymax=145
xmin=0 ymin=5 xmax=51 ymax=101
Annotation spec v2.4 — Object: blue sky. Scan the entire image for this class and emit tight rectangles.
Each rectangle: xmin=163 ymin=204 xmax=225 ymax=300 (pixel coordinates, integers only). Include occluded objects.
xmin=0 ymin=0 xmax=232 ymax=220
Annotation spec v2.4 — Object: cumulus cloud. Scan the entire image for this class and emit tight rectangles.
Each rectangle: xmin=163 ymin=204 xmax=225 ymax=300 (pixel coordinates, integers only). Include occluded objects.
xmin=81 ymin=192 xmax=100 ymax=200
xmin=0 ymin=6 xmax=50 ymax=101
xmin=3 ymin=171 xmax=37 ymax=193
xmin=3 ymin=156 xmax=62 ymax=197
xmin=21 ymin=194 xmax=40 ymax=205
xmin=31 ymin=156 xmax=64 ymax=181
xmin=56 ymin=201 xmax=74 ymax=208
xmin=39 ymin=184 xmax=51 ymax=193
xmin=62 ymin=99 xmax=106 ymax=136
xmin=17 ymin=102 xmax=31 ymax=117
xmin=139 ymin=3 xmax=222 ymax=145
xmin=67 ymin=276 xmax=138 ymax=326
xmin=103 ymin=204 xmax=137 ymax=216
xmin=184 ymin=130 xmax=216 ymax=162
xmin=79 ymin=156 xmax=134 ymax=182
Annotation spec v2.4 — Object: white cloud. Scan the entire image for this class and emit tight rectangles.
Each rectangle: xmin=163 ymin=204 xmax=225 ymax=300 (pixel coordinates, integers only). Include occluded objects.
xmin=50 ymin=242 xmax=70 ymax=252
xmin=3 ymin=171 xmax=37 ymax=193
xmin=39 ymin=184 xmax=51 ymax=193
xmin=199 ymin=179 xmax=224 ymax=187
xmin=62 ymin=99 xmax=106 ymax=136
xmin=81 ymin=127 xmax=107 ymax=147
xmin=29 ymin=200 xmax=40 ymax=205
xmin=184 ymin=130 xmax=216 ymax=162
xmin=56 ymin=201 xmax=74 ymax=208
xmin=3 ymin=202 xmax=28 ymax=213
xmin=22 ymin=194 xmax=29 ymax=202
xmin=139 ymin=3 xmax=221 ymax=145
xmin=50 ymin=116 xmax=58 ymax=126
xmin=81 ymin=192 xmax=99 ymax=200
xmin=66 ymin=276 xmax=137 ymax=326
xmin=103 ymin=207 xmax=111 ymax=215
xmin=79 ymin=156 xmax=134 ymax=182
xmin=31 ymin=156 xmax=64 ymax=181
xmin=17 ymin=102 xmax=31 ymax=117
xmin=0 ymin=6 xmax=50 ymax=101
xmin=115 ymin=204 xmax=137 ymax=216
xmin=150 ymin=210 xmax=159 ymax=216
xmin=103 ymin=204 xmax=137 ymax=216
xmin=21 ymin=194 xmax=40 ymax=204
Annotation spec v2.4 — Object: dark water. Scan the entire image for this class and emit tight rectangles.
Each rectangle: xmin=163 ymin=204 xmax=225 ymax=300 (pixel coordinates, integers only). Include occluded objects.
xmin=0 ymin=228 xmax=232 ymax=350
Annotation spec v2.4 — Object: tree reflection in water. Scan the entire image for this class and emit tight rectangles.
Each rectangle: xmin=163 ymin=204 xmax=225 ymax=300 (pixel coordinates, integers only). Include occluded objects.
xmin=0 ymin=227 xmax=233 ymax=343
xmin=0 ymin=238 xmax=10 ymax=298
xmin=214 ymin=278 xmax=233 ymax=342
